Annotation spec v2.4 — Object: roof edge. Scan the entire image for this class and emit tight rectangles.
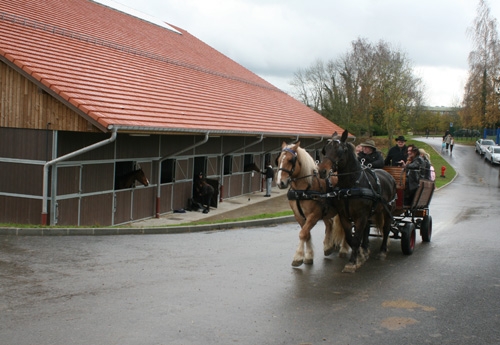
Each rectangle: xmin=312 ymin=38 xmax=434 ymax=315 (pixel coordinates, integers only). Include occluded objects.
xmin=108 ymin=125 xmax=329 ymax=139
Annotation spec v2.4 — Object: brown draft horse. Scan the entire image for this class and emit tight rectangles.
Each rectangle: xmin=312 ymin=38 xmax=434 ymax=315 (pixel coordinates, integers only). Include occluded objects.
xmin=318 ymin=130 xmax=397 ymax=273
xmin=276 ymin=141 xmax=348 ymax=267
xmin=115 ymin=169 xmax=150 ymax=190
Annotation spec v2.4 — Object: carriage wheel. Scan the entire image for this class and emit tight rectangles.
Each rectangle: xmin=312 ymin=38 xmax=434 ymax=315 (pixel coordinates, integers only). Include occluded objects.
xmin=401 ymin=223 xmax=416 ymax=255
xmin=420 ymin=215 xmax=432 ymax=242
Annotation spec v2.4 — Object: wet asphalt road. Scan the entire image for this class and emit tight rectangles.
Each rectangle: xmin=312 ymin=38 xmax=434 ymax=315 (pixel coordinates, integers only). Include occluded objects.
xmin=1 ymin=138 xmax=500 ymax=345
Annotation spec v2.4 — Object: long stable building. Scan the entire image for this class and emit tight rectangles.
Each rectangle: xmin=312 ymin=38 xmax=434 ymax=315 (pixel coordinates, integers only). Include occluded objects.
xmin=0 ymin=0 xmax=344 ymax=226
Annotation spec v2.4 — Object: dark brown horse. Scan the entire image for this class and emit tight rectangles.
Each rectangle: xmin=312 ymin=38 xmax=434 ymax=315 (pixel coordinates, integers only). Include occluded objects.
xmin=276 ymin=141 xmax=348 ymax=266
xmin=318 ymin=130 xmax=397 ymax=273
xmin=244 ymin=162 xmax=261 ymax=173
xmin=115 ymin=169 xmax=150 ymax=190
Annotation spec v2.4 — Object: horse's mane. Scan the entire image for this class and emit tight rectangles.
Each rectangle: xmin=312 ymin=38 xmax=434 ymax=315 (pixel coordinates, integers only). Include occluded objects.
xmin=291 ymin=144 xmax=317 ymax=184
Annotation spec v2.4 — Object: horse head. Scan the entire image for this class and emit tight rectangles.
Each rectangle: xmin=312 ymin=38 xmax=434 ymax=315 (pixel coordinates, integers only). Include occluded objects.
xmin=276 ymin=141 xmax=301 ymax=189
xmin=318 ymin=130 xmax=352 ymax=178
xmin=135 ymin=168 xmax=149 ymax=186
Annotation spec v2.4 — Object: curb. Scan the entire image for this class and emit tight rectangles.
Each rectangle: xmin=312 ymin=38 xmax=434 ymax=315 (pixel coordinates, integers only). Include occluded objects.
xmin=0 ymin=215 xmax=296 ymax=236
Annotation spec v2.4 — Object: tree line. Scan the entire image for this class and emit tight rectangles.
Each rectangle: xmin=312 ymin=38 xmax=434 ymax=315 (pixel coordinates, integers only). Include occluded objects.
xmin=289 ymin=0 xmax=500 ymax=142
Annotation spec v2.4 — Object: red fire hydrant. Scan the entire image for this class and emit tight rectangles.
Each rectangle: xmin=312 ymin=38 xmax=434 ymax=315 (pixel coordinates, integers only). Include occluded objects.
xmin=440 ymin=166 xmax=446 ymax=178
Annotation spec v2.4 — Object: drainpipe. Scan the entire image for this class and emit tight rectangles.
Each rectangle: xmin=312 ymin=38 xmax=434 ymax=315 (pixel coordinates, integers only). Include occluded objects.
xmin=220 ymin=134 xmax=264 ymax=201
xmin=155 ymin=132 xmax=210 ymax=218
xmin=41 ymin=127 xmax=118 ymax=225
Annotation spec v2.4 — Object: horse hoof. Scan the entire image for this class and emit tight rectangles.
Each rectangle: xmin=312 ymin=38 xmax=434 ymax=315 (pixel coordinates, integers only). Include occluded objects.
xmin=292 ymin=260 xmax=304 ymax=267
xmin=304 ymin=258 xmax=313 ymax=265
xmin=376 ymin=252 xmax=387 ymax=260
xmin=324 ymin=248 xmax=335 ymax=256
xmin=342 ymin=263 xmax=356 ymax=273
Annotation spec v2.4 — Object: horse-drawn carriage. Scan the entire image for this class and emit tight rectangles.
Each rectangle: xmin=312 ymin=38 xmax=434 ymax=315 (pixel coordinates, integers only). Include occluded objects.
xmin=276 ymin=129 xmax=435 ymax=273
xmin=380 ymin=167 xmax=434 ymax=255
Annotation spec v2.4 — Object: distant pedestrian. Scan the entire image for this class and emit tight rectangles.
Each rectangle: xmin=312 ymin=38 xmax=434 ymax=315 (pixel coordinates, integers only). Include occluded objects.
xmin=262 ymin=161 xmax=274 ymax=197
xmin=449 ymin=135 xmax=454 ymax=155
xmin=445 ymin=134 xmax=451 ymax=151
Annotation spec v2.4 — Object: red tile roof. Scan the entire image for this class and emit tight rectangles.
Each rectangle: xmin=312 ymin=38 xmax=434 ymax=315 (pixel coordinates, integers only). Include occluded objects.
xmin=0 ymin=0 xmax=344 ymax=137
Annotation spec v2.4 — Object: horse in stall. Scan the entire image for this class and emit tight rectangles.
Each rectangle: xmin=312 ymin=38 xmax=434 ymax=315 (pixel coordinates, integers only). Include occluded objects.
xmin=244 ymin=162 xmax=261 ymax=173
xmin=318 ymin=130 xmax=397 ymax=273
xmin=115 ymin=168 xmax=150 ymax=190
xmin=275 ymin=141 xmax=348 ymax=267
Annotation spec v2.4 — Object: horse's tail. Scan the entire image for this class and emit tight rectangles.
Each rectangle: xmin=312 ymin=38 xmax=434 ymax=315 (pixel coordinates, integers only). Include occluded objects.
xmin=331 ymin=215 xmax=345 ymax=246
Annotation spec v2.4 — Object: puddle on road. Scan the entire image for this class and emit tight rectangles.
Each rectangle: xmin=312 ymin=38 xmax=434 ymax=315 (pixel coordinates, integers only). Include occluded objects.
xmin=382 ymin=299 xmax=436 ymax=311
xmin=380 ymin=299 xmax=436 ymax=331
xmin=380 ymin=316 xmax=418 ymax=330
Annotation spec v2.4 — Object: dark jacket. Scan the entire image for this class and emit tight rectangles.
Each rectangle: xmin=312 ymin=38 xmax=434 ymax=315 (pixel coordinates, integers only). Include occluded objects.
xmin=263 ymin=165 xmax=274 ymax=179
xmin=358 ymin=151 xmax=384 ymax=169
xmin=421 ymin=157 xmax=432 ymax=180
xmin=405 ymin=156 xmax=425 ymax=191
xmin=384 ymin=145 xmax=408 ymax=166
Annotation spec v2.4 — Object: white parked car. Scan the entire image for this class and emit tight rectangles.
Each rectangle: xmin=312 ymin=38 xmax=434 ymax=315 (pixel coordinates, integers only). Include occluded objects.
xmin=475 ymin=139 xmax=496 ymax=155
xmin=484 ymin=145 xmax=500 ymax=164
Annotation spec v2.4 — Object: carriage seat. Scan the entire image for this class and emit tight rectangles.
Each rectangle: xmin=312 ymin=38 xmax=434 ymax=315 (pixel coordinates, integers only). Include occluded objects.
xmin=410 ymin=179 xmax=435 ymax=209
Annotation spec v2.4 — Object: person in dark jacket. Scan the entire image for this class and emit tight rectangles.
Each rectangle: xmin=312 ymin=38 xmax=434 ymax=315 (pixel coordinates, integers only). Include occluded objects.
xmin=357 ymin=139 xmax=384 ymax=169
xmin=262 ymin=162 xmax=274 ymax=197
xmin=400 ymin=145 xmax=425 ymax=205
xmin=384 ymin=135 xmax=408 ymax=166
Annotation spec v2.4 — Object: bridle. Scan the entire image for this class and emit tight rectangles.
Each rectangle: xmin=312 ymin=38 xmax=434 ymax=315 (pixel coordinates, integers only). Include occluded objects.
xmin=277 ymin=147 xmax=298 ymax=176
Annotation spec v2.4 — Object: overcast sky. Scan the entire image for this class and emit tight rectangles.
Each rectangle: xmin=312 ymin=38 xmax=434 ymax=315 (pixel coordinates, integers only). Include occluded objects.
xmin=105 ymin=0 xmax=500 ymax=107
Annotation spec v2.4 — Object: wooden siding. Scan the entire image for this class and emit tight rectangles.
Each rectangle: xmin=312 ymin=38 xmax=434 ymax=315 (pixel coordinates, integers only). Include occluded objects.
xmin=57 ymin=166 xmax=81 ymax=195
xmin=160 ymin=135 xmax=197 ymax=157
xmin=56 ymin=198 xmax=80 ymax=226
xmin=116 ymin=135 xmax=160 ymax=160
xmin=132 ymin=188 xmax=155 ymax=221
xmin=82 ymin=163 xmax=114 ymax=193
xmin=114 ymin=190 xmax=132 ymax=224
xmin=172 ymin=182 xmax=193 ymax=211
xmin=0 ymin=161 xmax=43 ymax=195
xmin=0 ymin=127 xmax=52 ymax=161
xmin=58 ymin=131 xmax=115 ymax=161
xmin=80 ymin=193 xmax=114 ymax=226
xmin=175 ymin=159 xmax=192 ymax=181
xmin=0 ymin=61 xmax=100 ymax=132
xmin=0 ymin=196 xmax=42 ymax=224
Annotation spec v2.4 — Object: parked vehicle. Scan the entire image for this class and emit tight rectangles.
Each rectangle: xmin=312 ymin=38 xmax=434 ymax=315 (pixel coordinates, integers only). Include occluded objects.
xmin=484 ymin=145 xmax=500 ymax=164
xmin=475 ymin=139 xmax=496 ymax=155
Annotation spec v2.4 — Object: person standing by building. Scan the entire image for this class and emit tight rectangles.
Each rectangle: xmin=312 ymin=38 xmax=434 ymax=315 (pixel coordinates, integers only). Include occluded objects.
xmin=262 ymin=161 xmax=274 ymax=197
xmin=384 ymin=135 xmax=408 ymax=166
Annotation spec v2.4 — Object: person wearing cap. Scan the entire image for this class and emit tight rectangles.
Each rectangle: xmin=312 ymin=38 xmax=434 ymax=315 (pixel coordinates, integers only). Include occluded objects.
xmin=357 ymin=139 xmax=384 ymax=169
xmin=384 ymin=135 xmax=408 ymax=166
